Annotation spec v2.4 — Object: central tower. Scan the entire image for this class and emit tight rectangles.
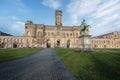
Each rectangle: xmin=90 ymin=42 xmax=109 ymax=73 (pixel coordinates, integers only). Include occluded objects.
xmin=55 ymin=10 xmax=62 ymax=26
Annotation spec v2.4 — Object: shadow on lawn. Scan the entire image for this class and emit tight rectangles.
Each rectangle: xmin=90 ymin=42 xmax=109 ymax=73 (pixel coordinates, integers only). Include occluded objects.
xmin=90 ymin=54 xmax=120 ymax=80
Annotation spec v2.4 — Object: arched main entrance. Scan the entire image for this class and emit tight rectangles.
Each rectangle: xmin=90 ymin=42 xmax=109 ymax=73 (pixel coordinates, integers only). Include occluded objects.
xmin=46 ymin=40 xmax=51 ymax=48
xmin=13 ymin=43 xmax=17 ymax=48
xmin=104 ymin=45 xmax=106 ymax=48
xmin=1 ymin=42 xmax=5 ymax=48
xmin=57 ymin=40 xmax=60 ymax=47
xmin=94 ymin=45 xmax=97 ymax=48
xmin=67 ymin=40 xmax=70 ymax=48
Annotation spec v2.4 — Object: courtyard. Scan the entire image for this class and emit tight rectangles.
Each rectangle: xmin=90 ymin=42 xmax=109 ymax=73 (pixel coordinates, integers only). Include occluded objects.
xmin=0 ymin=48 xmax=120 ymax=80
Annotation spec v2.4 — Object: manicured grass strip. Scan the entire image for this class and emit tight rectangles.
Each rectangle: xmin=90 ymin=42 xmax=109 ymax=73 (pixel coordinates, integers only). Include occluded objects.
xmin=95 ymin=48 xmax=120 ymax=51
xmin=0 ymin=48 xmax=42 ymax=62
xmin=55 ymin=48 xmax=120 ymax=80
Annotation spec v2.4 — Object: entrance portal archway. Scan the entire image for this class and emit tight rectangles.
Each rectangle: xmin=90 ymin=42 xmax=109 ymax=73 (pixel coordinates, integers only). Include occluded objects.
xmin=13 ymin=43 xmax=17 ymax=48
xmin=1 ymin=42 xmax=5 ymax=48
xmin=46 ymin=40 xmax=51 ymax=48
xmin=67 ymin=40 xmax=70 ymax=48
xmin=104 ymin=45 xmax=106 ymax=48
xmin=57 ymin=40 xmax=60 ymax=47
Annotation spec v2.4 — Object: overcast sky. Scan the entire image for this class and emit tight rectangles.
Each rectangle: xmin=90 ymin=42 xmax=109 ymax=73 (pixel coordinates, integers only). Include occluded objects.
xmin=0 ymin=0 xmax=120 ymax=36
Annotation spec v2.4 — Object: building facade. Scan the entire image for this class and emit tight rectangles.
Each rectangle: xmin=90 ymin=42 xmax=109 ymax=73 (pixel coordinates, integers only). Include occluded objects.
xmin=0 ymin=10 xmax=80 ymax=48
xmin=92 ymin=32 xmax=120 ymax=48
xmin=0 ymin=10 xmax=120 ymax=48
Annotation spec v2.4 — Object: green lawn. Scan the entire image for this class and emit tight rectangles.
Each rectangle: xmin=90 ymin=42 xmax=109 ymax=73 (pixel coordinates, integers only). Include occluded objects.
xmin=0 ymin=48 xmax=42 ymax=62
xmin=95 ymin=48 xmax=120 ymax=51
xmin=55 ymin=48 xmax=120 ymax=80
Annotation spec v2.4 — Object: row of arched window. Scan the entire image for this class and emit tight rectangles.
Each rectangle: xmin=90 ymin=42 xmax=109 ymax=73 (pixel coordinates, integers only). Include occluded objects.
xmin=45 ymin=32 xmax=79 ymax=37
xmin=103 ymin=34 xmax=118 ymax=39
xmin=92 ymin=39 xmax=120 ymax=45
xmin=0 ymin=38 xmax=24 ymax=43
xmin=27 ymin=31 xmax=43 ymax=37
xmin=27 ymin=31 xmax=79 ymax=37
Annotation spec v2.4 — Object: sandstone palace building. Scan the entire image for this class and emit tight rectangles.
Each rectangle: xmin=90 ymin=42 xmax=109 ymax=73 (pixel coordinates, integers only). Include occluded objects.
xmin=0 ymin=10 xmax=120 ymax=48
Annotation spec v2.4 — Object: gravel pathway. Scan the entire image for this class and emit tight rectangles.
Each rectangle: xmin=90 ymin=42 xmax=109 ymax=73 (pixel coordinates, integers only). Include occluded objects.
xmin=0 ymin=48 xmax=76 ymax=80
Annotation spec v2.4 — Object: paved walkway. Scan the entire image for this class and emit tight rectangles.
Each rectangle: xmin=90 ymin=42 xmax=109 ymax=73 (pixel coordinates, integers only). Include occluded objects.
xmin=0 ymin=48 xmax=76 ymax=80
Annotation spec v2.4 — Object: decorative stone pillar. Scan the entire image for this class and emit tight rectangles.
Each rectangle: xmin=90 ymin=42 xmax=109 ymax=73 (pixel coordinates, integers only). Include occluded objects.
xmin=79 ymin=35 xmax=92 ymax=52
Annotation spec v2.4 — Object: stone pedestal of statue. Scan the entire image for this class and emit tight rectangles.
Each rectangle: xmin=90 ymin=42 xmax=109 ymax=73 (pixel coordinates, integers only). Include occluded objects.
xmin=79 ymin=35 xmax=92 ymax=52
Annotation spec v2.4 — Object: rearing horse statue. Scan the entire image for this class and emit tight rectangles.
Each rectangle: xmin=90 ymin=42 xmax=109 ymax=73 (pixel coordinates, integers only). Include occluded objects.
xmin=80 ymin=19 xmax=90 ymax=35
